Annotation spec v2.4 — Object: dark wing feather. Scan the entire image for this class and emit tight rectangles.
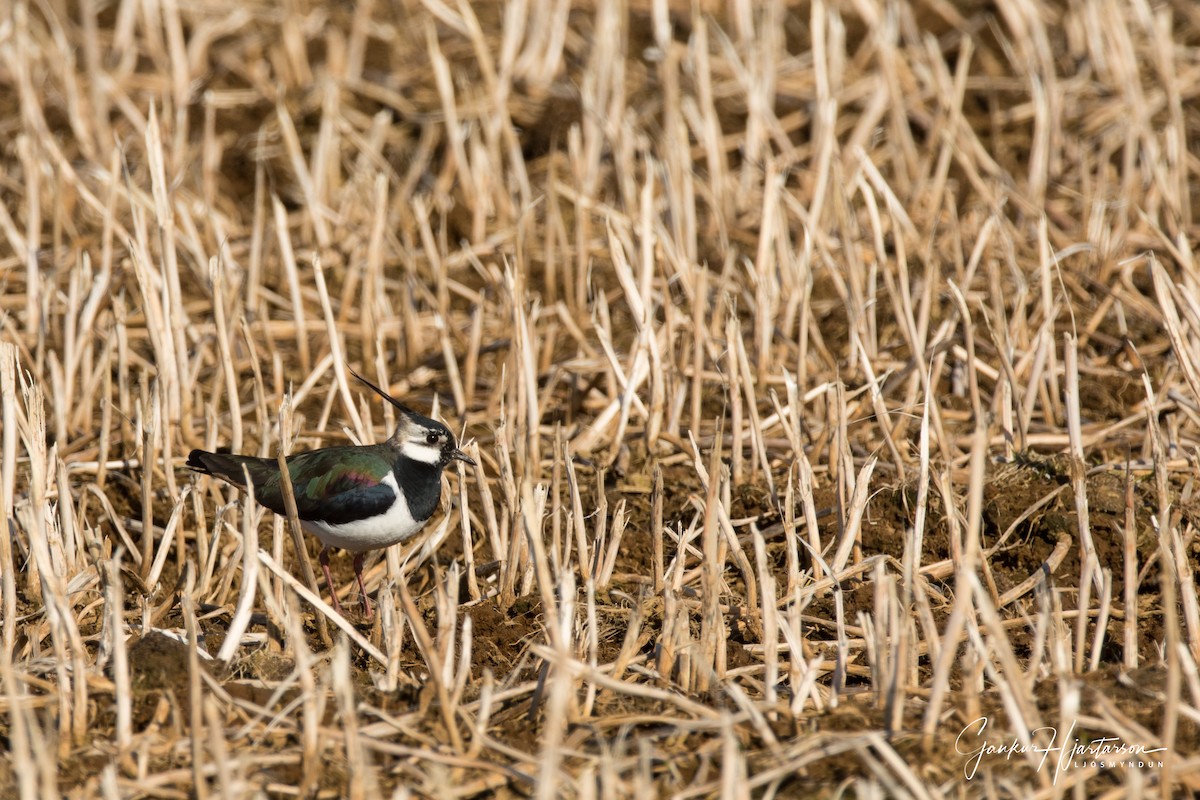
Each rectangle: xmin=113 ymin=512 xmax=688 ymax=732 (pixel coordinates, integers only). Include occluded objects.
xmin=188 ymin=446 xmax=397 ymax=525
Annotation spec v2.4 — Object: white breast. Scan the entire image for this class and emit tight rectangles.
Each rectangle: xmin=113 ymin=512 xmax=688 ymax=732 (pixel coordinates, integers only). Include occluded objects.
xmin=299 ymin=473 xmax=425 ymax=553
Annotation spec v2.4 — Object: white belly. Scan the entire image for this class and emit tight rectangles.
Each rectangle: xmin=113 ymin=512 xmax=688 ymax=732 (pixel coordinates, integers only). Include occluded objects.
xmin=300 ymin=473 xmax=426 ymax=552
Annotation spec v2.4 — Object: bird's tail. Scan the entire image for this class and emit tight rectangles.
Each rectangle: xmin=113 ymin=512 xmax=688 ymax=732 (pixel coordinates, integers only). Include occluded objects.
xmin=187 ymin=449 xmax=257 ymax=488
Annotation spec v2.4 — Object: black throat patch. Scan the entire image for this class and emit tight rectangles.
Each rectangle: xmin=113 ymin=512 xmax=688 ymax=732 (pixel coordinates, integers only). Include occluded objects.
xmin=392 ymin=456 xmax=442 ymax=522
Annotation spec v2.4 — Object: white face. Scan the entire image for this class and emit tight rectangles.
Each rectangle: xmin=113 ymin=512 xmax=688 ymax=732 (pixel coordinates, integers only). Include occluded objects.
xmin=397 ymin=423 xmax=453 ymax=464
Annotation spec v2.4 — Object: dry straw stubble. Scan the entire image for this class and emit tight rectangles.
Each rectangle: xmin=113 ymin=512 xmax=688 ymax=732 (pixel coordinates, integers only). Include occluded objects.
xmin=1 ymin=0 xmax=1199 ymax=797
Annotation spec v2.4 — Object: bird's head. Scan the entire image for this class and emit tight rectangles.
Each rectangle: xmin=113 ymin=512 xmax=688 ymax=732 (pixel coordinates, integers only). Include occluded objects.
xmin=349 ymin=368 xmax=476 ymax=469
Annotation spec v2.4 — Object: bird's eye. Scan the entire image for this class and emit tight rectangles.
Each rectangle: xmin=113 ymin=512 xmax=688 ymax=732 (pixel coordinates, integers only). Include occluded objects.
xmin=426 ymin=432 xmax=440 ymax=445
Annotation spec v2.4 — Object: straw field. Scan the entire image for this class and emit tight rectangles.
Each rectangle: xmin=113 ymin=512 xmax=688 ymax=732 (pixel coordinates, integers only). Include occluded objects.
xmin=1 ymin=0 xmax=1199 ymax=796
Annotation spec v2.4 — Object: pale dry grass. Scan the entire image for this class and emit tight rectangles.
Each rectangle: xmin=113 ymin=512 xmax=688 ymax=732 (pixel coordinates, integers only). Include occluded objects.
xmin=1 ymin=0 xmax=1200 ymax=797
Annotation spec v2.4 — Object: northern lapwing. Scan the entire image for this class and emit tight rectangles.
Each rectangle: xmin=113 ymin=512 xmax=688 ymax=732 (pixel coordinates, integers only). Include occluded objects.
xmin=187 ymin=369 xmax=474 ymax=619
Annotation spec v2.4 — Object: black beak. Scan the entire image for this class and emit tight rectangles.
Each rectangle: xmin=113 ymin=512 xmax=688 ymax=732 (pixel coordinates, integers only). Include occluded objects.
xmin=451 ymin=448 xmax=476 ymax=467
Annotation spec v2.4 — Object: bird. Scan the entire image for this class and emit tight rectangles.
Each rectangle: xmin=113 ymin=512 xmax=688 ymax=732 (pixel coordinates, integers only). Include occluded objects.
xmin=187 ymin=369 xmax=475 ymax=620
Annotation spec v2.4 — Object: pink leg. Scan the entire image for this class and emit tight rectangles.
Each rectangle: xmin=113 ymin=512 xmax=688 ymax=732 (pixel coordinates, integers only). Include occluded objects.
xmin=319 ymin=546 xmax=345 ymax=615
xmin=353 ymin=552 xmax=373 ymax=620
